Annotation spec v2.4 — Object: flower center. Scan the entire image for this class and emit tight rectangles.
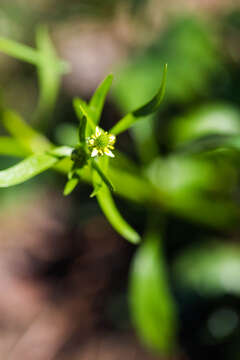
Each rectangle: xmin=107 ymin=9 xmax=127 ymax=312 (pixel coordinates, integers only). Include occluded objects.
xmin=94 ymin=133 xmax=110 ymax=150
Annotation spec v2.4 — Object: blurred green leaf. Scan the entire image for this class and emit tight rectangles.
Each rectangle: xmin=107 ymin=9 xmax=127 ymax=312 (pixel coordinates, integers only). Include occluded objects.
xmin=169 ymin=104 xmax=240 ymax=147
xmin=110 ymin=64 xmax=167 ymax=136
xmin=1 ymin=109 xmax=52 ymax=153
xmin=0 ymin=153 xmax=58 ymax=187
xmin=0 ymin=137 xmax=27 ymax=157
xmin=89 ymin=74 xmax=113 ymax=125
xmin=54 ymin=123 xmax=78 ymax=147
xmin=0 ymin=36 xmax=40 ymax=65
xmin=34 ymin=25 xmax=69 ymax=129
xmin=146 ymin=156 xmax=238 ymax=227
xmin=174 ymin=242 xmax=240 ymax=297
xmin=129 ymin=232 xmax=177 ymax=354
xmin=48 ymin=146 xmax=73 ymax=158
xmin=113 ymin=17 xmax=221 ymax=110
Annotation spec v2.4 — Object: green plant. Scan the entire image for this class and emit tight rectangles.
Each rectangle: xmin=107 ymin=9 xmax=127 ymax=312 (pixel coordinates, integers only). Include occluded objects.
xmin=2 ymin=25 xmax=240 ymax=357
xmin=0 ymin=28 xmax=179 ymax=356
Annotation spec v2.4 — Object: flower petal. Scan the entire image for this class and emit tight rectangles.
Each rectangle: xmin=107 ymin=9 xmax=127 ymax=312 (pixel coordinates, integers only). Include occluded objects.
xmin=109 ymin=135 xmax=116 ymax=144
xmin=104 ymin=148 xmax=115 ymax=158
xmin=95 ymin=127 xmax=102 ymax=137
xmin=91 ymin=148 xmax=99 ymax=157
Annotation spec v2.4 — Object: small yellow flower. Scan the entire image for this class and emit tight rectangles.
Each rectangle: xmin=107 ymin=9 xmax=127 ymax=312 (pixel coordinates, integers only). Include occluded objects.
xmin=87 ymin=127 xmax=116 ymax=158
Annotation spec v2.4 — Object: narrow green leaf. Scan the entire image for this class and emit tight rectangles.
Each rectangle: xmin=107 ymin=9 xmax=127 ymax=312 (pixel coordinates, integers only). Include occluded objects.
xmin=48 ymin=146 xmax=73 ymax=158
xmin=129 ymin=232 xmax=177 ymax=354
xmin=73 ymin=98 xmax=95 ymax=136
xmin=78 ymin=116 xmax=87 ymax=144
xmin=34 ymin=25 xmax=68 ymax=129
xmin=0 ymin=153 xmax=58 ymax=187
xmin=89 ymin=74 xmax=113 ymax=124
xmin=1 ymin=109 xmax=52 ymax=153
xmin=0 ymin=36 xmax=40 ymax=65
xmin=110 ymin=64 xmax=167 ymax=135
xmin=0 ymin=137 xmax=27 ymax=157
xmin=96 ymin=185 xmax=140 ymax=244
xmin=92 ymin=159 xmax=114 ymax=193
xmin=64 ymin=177 xmax=79 ymax=196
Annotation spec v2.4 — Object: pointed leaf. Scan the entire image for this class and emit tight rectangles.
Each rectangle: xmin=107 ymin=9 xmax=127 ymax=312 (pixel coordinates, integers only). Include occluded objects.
xmin=48 ymin=146 xmax=73 ymax=158
xmin=110 ymin=64 xmax=167 ymax=135
xmin=89 ymin=74 xmax=113 ymax=124
xmin=0 ymin=36 xmax=40 ymax=65
xmin=96 ymin=185 xmax=140 ymax=244
xmin=64 ymin=177 xmax=79 ymax=196
xmin=129 ymin=232 xmax=177 ymax=354
xmin=73 ymin=98 xmax=95 ymax=136
xmin=92 ymin=159 xmax=114 ymax=193
xmin=0 ymin=153 xmax=58 ymax=187
xmin=78 ymin=116 xmax=87 ymax=144
xmin=1 ymin=109 xmax=52 ymax=153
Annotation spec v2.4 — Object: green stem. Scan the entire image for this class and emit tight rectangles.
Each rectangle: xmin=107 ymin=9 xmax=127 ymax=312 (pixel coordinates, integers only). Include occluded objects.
xmin=0 ymin=37 xmax=40 ymax=65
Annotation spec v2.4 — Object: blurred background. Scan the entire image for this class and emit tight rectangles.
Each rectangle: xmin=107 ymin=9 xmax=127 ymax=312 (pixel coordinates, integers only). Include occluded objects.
xmin=0 ymin=0 xmax=240 ymax=359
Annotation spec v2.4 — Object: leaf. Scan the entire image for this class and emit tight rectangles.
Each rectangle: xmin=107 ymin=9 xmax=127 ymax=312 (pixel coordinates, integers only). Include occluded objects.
xmin=89 ymin=74 xmax=113 ymax=124
xmin=176 ymin=134 xmax=240 ymax=155
xmin=174 ymin=241 xmax=240 ymax=297
xmin=0 ymin=36 xmax=40 ymax=65
xmin=48 ymin=146 xmax=73 ymax=158
xmin=92 ymin=159 xmax=114 ymax=193
xmin=73 ymin=98 xmax=95 ymax=136
xmin=63 ymin=177 xmax=79 ymax=196
xmin=0 ymin=137 xmax=27 ymax=157
xmin=0 ymin=153 xmax=58 ymax=187
xmin=1 ymin=109 xmax=52 ymax=153
xmin=110 ymin=64 xmax=167 ymax=135
xmin=169 ymin=104 xmax=240 ymax=148
xmin=34 ymin=26 xmax=69 ymax=129
xmin=96 ymin=185 xmax=140 ymax=244
xmin=78 ymin=116 xmax=87 ymax=144
xmin=129 ymin=233 xmax=177 ymax=354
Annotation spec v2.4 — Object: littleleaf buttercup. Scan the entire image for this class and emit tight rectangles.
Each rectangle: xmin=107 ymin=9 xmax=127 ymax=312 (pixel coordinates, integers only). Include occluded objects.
xmin=87 ymin=126 xmax=116 ymax=158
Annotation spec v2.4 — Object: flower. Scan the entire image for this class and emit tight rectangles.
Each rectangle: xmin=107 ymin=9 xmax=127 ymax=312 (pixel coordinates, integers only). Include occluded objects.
xmin=87 ymin=127 xmax=116 ymax=158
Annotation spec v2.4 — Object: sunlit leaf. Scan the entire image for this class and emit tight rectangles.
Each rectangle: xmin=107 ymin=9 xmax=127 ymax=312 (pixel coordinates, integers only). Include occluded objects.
xmin=96 ymin=183 xmax=140 ymax=244
xmin=63 ymin=177 xmax=79 ymax=196
xmin=0 ymin=153 xmax=58 ymax=187
xmin=129 ymin=232 xmax=177 ymax=354
xmin=110 ymin=64 xmax=167 ymax=135
xmin=89 ymin=74 xmax=113 ymax=124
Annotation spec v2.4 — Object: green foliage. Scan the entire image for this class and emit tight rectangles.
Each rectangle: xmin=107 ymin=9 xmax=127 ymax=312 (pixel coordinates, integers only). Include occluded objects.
xmin=0 ymin=153 xmax=58 ymax=187
xmin=174 ymin=242 xmax=240 ymax=297
xmin=111 ymin=64 xmax=167 ymax=135
xmin=129 ymin=231 xmax=177 ymax=354
xmin=169 ymin=104 xmax=240 ymax=148
xmin=1 ymin=22 xmax=240 ymax=358
xmin=89 ymin=74 xmax=113 ymax=124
